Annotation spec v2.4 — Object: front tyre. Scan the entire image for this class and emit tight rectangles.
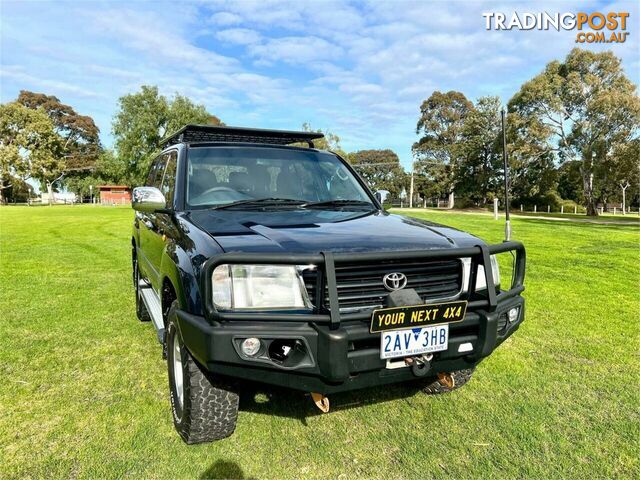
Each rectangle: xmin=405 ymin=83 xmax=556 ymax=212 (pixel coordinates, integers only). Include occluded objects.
xmin=421 ymin=368 xmax=475 ymax=394
xmin=166 ymin=302 xmax=239 ymax=444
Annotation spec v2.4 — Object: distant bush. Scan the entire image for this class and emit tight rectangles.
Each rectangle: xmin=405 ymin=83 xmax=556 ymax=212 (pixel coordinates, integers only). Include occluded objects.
xmin=453 ymin=197 xmax=478 ymax=209
xmin=513 ymin=192 xmax=588 ymax=213
xmin=558 ymin=199 xmax=586 ymax=214
xmin=515 ymin=192 xmax=557 ymax=212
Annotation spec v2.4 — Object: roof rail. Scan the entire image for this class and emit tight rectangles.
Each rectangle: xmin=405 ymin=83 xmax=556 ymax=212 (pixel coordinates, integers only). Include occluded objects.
xmin=160 ymin=124 xmax=325 ymax=149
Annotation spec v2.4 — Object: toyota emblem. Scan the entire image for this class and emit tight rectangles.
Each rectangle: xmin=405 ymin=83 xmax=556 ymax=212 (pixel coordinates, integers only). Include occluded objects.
xmin=382 ymin=272 xmax=407 ymax=291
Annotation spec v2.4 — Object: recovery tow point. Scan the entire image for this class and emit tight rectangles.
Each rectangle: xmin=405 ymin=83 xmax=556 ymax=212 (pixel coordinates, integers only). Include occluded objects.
xmin=310 ymin=392 xmax=330 ymax=413
xmin=438 ymin=372 xmax=455 ymax=389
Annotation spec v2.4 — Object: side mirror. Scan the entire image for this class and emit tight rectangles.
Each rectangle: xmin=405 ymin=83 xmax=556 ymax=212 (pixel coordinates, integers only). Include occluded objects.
xmin=375 ymin=189 xmax=390 ymax=203
xmin=132 ymin=187 xmax=166 ymax=213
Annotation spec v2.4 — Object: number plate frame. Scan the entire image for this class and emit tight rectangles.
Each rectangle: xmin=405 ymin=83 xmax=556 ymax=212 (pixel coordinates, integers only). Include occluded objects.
xmin=380 ymin=324 xmax=449 ymax=359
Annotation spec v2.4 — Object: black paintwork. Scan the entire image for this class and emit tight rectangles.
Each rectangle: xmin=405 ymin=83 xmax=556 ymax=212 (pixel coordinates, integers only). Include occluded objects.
xmin=188 ymin=209 xmax=481 ymax=254
xmin=132 ymin=132 xmax=526 ymax=393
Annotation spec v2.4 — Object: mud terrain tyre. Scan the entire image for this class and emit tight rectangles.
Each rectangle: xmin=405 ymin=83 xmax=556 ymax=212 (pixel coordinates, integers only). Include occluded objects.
xmin=422 ymin=368 xmax=475 ymax=394
xmin=166 ymin=301 xmax=239 ymax=443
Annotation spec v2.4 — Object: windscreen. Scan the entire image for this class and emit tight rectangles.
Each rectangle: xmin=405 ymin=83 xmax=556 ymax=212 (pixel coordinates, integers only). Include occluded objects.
xmin=186 ymin=146 xmax=373 ymax=208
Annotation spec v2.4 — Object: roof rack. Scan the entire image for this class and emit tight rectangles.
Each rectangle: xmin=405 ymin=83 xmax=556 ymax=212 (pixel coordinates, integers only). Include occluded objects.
xmin=161 ymin=124 xmax=325 ymax=149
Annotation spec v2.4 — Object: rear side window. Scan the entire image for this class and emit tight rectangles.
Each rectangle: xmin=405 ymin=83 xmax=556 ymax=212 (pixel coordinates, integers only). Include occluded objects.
xmin=160 ymin=151 xmax=178 ymax=206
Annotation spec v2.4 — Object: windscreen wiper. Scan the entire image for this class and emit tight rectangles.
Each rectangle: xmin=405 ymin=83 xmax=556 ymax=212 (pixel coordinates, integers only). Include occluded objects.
xmin=210 ymin=198 xmax=306 ymax=210
xmin=301 ymin=199 xmax=375 ymax=210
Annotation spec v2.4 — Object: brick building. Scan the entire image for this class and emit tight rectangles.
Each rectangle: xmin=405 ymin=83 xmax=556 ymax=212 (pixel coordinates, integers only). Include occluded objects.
xmin=98 ymin=185 xmax=131 ymax=205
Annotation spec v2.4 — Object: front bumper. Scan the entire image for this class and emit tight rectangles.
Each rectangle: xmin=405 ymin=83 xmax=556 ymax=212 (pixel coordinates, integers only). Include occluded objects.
xmin=177 ymin=295 xmax=524 ymax=394
xmin=177 ymin=241 xmax=526 ymax=394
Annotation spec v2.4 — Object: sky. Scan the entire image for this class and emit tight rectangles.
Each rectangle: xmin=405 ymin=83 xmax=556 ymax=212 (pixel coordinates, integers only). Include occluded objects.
xmin=1 ymin=0 xmax=639 ymax=170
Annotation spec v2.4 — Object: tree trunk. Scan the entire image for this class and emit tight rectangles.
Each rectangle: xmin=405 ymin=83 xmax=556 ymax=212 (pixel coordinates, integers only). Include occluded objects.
xmin=448 ymin=191 xmax=455 ymax=209
xmin=581 ymin=168 xmax=598 ymax=216
xmin=0 ymin=180 xmax=10 ymax=205
xmin=47 ymin=183 xmax=54 ymax=206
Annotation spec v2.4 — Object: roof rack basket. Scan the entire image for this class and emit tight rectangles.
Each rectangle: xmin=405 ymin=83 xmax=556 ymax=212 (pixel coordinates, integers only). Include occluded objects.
xmin=161 ymin=124 xmax=324 ymax=149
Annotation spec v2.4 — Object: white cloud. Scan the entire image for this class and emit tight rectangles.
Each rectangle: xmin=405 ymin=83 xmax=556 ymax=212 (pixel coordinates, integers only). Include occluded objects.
xmin=0 ymin=65 xmax=101 ymax=98
xmin=339 ymin=82 xmax=384 ymax=95
xmin=210 ymin=11 xmax=243 ymax=26
xmin=216 ymin=28 xmax=261 ymax=45
xmin=89 ymin=9 xmax=239 ymax=74
xmin=1 ymin=0 xmax=638 ymax=167
xmin=87 ymin=64 xmax=141 ymax=80
xmin=248 ymin=36 xmax=343 ymax=64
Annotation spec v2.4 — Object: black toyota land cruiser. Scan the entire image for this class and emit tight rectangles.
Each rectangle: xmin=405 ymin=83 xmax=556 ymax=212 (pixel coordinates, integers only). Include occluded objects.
xmin=131 ymin=124 xmax=526 ymax=444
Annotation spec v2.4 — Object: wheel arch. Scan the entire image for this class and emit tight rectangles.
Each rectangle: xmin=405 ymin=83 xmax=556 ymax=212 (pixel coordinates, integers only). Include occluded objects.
xmin=160 ymin=239 xmax=204 ymax=316
xmin=162 ymin=277 xmax=179 ymax=327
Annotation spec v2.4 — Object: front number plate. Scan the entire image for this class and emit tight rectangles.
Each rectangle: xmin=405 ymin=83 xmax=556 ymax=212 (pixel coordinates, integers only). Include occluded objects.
xmin=370 ymin=300 xmax=467 ymax=333
xmin=380 ymin=324 xmax=449 ymax=359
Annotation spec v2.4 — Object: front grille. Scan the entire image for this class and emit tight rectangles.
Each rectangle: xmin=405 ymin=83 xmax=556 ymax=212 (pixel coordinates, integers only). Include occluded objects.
xmin=303 ymin=258 xmax=463 ymax=313
xmin=301 ymin=268 xmax=320 ymax=307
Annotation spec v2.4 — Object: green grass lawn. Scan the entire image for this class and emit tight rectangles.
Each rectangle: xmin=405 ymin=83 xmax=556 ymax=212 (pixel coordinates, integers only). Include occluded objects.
xmin=1 ymin=206 xmax=638 ymax=479
xmin=398 ymin=207 xmax=640 ymax=225
xmin=508 ymin=210 xmax=640 ymax=223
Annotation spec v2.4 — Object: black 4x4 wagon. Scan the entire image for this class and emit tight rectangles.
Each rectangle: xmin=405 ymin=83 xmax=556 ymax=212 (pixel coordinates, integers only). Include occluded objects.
xmin=131 ymin=125 xmax=526 ymax=443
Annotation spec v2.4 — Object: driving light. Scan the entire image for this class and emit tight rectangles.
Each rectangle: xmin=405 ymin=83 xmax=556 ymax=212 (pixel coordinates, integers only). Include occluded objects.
xmin=508 ymin=307 xmax=519 ymax=323
xmin=475 ymin=255 xmax=500 ymax=291
xmin=212 ymin=264 xmax=312 ymax=310
xmin=241 ymin=337 xmax=261 ymax=357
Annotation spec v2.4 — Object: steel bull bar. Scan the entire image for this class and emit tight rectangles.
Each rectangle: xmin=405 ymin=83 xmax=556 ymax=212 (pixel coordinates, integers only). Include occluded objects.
xmin=181 ymin=242 xmax=526 ymax=389
xmin=200 ymin=241 xmax=526 ymax=327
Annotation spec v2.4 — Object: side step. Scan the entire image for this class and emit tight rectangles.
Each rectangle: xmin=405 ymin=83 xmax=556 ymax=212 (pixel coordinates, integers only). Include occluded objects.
xmin=138 ymin=280 xmax=165 ymax=344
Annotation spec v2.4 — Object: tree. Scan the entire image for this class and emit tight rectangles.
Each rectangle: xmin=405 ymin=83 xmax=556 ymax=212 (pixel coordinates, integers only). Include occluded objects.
xmin=112 ymin=86 xmax=168 ymax=186
xmin=412 ymin=161 xmax=451 ymax=205
xmin=605 ymin=138 xmax=640 ymax=213
xmin=0 ymin=102 xmax=62 ymax=204
xmin=112 ymin=86 xmax=221 ymax=186
xmin=413 ymin=91 xmax=474 ymax=203
xmin=455 ymin=96 xmax=504 ymax=204
xmin=300 ymin=123 xmax=347 ymax=157
xmin=166 ymin=93 xmax=223 ymax=136
xmin=1 ymin=177 xmax=34 ymax=203
xmin=508 ymin=48 xmax=640 ymax=216
xmin=557 ymin=161 xmax=583 ymax=203
xmin=17 ymin=90 xmax=100 ymax=172
xmin=347 ymin=149 xmax=407 ymax=197
xmin=63 ymin=149 xmax=126 ymax=201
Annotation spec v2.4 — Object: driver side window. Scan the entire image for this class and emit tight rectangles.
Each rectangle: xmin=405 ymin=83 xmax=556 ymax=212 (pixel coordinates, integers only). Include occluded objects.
xmin=146 ymin=155 xmax=166 ymax=187
xmin=160 ymin=151 xmax=177 ymax=205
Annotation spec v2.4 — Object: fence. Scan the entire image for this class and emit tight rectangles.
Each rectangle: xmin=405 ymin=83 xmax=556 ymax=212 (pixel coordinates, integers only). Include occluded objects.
xmin=5 ymin=197 xmax=132 ymax=207
xmin=516 ymin=204 xmax=640 ymax=216
xmin=387 ymin=200 xmax=640 ymax=216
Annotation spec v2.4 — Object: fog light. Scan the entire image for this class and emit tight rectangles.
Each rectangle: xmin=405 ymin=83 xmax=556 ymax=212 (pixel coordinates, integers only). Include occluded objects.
xmin=241 ymin=337 xmax=261 ymax=357
xmin=508 ymin=307 xmax=519 ymax=323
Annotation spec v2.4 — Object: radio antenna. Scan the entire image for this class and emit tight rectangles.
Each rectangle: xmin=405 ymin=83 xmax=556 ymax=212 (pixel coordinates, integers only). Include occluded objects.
xmin=501 ymin=108 xmax=511 ymax=241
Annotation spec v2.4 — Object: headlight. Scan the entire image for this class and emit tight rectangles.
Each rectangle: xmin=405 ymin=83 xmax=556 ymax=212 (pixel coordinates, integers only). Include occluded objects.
xmin=212 ymin=264 xmax=313 ymax=310
xmin=475 ymin=255 xmax=500 ymax=291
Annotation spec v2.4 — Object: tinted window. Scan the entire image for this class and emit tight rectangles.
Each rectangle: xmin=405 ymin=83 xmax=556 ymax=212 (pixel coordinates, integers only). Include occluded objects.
xmin=160 ymin=151 xmax=178 ymax=205
xmin=186 ymin=147 xmax=372 ymax=208
xmin=146 ymin=155 xmax=167 ymax=188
